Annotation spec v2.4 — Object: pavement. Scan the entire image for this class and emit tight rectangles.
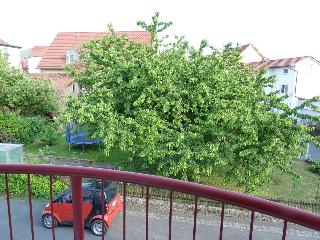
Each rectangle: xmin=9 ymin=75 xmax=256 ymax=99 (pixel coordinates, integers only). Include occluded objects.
xmin=0 ymin=198 xmax=319 ymax=240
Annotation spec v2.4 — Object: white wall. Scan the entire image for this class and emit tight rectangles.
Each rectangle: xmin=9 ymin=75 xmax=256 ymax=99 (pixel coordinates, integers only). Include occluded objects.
xmin=295 ymin=58 xmax=320 ymax=99
xmin=240 ymin=45 xmax=264 ymax=63
xmin=265 ymin=67 xmax=298 ymax=108
xmin=0 ymin=46 xmax=21 ymax=68
xmin=28 ymin=56 xmax=41 ymax=73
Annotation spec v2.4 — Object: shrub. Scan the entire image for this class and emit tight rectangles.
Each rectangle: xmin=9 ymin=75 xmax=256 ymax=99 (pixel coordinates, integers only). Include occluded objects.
xmin=0 ymin=53 xmax=59 ymax=118
xmin=0 ymin=129 xmax=16 ymax=143
xmin=0 ymin=109 xmax=45 ymax=144
xmin=310 ymin=162 xmax=320 ymax=174
xmin=39 ymin=122 xmax=60 ymax=145
xmin=0 ymin=174 xmax=68 ymax=199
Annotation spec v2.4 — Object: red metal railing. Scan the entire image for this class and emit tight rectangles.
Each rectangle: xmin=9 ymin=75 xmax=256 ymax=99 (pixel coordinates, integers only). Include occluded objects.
xmin=1 ymin=163 xmax=320 ymax=240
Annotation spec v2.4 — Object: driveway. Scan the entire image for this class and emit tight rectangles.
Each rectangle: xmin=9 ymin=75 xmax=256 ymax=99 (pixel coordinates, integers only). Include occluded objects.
xmin=0 ymin=198 xmax=319 ymax=240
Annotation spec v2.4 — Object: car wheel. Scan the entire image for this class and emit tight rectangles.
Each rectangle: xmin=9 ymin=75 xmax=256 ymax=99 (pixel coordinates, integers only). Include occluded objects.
xmin=42 ymin=214 xmax=58 ymax=229
xmin=90 ymin=219 xmax=108 ymax=236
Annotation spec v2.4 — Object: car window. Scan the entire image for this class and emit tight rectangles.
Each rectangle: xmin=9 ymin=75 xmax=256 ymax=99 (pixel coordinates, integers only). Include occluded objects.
xmin=62 ymin=193 xmax=72 ymax=203
xmin=83 ymin=191 xmax=93 ymax=203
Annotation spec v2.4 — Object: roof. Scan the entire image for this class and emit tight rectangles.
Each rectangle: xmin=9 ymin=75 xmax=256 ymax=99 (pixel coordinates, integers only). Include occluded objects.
xmin=0 ymin=38 xmax=22 ymax=48
xmin=248 ymin=56 xmax=320 ymax=70
xmin=38 ymin=31 xmax=151 ymax=70
xmin=239 ymin=43 xmax=265 ymax=58
xmin=29 ymin=46 xmax=48 ymax=58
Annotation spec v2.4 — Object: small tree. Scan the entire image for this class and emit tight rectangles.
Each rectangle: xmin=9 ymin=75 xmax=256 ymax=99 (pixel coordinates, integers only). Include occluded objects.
xmin=0 ymin=54 xmax=58 ymax=117
xmin=65 ymin=13 xmax=320 ymax=192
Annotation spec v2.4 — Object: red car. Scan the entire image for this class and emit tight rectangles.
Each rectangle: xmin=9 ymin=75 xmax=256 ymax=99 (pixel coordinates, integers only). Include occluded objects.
xmin=42 ymin=179 xmax=122 ymax=236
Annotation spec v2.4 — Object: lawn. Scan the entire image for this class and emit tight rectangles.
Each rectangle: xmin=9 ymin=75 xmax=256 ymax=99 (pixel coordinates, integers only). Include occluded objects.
xmin=24 ymin=136 xmax=320 ymax=202
xmin=24 ymin=135 xmax=129 ymax=164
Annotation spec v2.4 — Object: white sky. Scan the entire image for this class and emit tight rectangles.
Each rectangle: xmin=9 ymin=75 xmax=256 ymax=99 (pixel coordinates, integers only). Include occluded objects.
xmin=1 ymin=0 xmax=320 ymax=60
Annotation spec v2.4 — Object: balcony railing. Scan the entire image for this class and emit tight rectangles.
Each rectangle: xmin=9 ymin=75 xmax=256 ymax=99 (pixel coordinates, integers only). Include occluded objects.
xmin=1 ymin=163 xmax=320 ymax=240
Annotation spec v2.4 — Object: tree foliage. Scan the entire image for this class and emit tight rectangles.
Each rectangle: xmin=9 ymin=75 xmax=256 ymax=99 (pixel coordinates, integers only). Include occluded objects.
xmin=0 ymin=54 xmax=58 ymax=117
xmin=65 ymin=13 xmax=320 ymax=192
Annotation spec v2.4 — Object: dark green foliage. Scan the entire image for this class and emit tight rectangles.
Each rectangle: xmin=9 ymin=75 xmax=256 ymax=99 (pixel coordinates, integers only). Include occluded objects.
xmin=310 ymin=161 xmax=320 ymax=174
xmin=65 ymin=13 xmax=320 ymax=192
xmin=0 ymin=129 xmax=16 ymax=143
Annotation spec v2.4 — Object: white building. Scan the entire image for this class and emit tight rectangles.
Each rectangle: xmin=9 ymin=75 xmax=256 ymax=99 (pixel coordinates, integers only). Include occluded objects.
xmin=250 ymin=56 xmax=320 ymax=117
xmin=0 ymin=38 xmax=22 ymax=68
xmin=22 ymin=46 xmax=48 ymax=73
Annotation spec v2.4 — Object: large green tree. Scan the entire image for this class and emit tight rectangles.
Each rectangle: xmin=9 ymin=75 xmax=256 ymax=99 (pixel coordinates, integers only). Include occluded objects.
xmin=65 ymin=13 xmax=320 ymax=191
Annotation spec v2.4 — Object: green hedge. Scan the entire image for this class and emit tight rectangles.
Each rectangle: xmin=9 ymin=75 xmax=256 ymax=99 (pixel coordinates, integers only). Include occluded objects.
xmin=0 ymin=109 xmax=46 ymax=144
xmin=0 ymin=174 xmax=68 ymax=199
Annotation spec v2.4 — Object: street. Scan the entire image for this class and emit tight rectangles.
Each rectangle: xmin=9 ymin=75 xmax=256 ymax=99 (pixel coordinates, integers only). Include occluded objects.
xmin=0 ymin=198 xmax=319 ymax=240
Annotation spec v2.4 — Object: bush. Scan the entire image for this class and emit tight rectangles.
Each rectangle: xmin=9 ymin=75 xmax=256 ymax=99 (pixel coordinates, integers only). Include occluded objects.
xmin=0 ymin=53 xmax=59 ymax=118
xmin=39 ymin=122 xmax=60 ymax=145
xmin=310 ymin=162 xmax=320 ymax=174
xmin=0 ymin=109 xmax=45 ymax=144
xmin=0 ymin=129 xmax=16 ymax=143
xmin=0 ymin=174 xmax=68 ymax=199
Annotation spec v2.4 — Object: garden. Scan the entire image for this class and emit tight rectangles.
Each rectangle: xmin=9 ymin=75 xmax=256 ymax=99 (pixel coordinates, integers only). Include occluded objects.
xmin=1 ymin=13 xmax=320 ymax=207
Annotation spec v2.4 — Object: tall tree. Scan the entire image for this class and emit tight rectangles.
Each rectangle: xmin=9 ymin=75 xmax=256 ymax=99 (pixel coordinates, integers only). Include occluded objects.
xmin=65 ymin=13 xmax=320 ymax=192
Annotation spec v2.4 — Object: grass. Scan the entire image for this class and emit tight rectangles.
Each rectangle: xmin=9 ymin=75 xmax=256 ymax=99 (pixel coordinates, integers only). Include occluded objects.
xmin=257 ymin=160 xmax=320 ymax=202
xmin=24 ymin=135 xmax=129 ymax=164
xmin=25 ymin=136 xmax=320 ymax=202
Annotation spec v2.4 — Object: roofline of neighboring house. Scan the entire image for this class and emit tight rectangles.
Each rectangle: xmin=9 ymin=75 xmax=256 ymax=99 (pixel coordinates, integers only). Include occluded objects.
xmin=0 ymin=43 xmax=22 ymax=49
xmin=240 ymin=43 xmax=265 ymax=58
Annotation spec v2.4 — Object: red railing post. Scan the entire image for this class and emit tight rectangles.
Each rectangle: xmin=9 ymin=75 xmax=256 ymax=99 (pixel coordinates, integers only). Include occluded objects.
xmin=71 ymin=176 xmax=84 ymax=240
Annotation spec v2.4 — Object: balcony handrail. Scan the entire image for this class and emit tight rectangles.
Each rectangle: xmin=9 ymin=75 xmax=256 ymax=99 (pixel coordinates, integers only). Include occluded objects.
xmin=1 ymin=163 xmax=320 ymax=232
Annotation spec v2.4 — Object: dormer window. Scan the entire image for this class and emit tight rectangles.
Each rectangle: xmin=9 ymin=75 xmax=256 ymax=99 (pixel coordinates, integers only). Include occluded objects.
xmin=66 ymin=50 xmax=79 ymax=64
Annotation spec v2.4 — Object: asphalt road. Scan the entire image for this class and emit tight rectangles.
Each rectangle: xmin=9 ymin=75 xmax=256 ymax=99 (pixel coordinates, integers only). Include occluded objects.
xmin=0 ymin=198 xmax=319 ymax=240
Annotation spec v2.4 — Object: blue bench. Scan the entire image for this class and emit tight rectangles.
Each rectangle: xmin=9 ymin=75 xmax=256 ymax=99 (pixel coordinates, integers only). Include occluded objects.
xmin=66 ymin=122 xmax=102 ymax=150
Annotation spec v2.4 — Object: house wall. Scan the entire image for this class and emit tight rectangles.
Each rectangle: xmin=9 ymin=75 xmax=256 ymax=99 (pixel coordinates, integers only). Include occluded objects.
xmin=0 ymin=46 xmax=21 ymax=68
xmin=265 ymin=67 xmax=298 ymax=108
xmin=295 ymin=58 xmax=320 ymax=99
xmin=240 ymin=45 xmax=264 ymax=63
xmin=28 ymin=56 xmax=42 ymax=73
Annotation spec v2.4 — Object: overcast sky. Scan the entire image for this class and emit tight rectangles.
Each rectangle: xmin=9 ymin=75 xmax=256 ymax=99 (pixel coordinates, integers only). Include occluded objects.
xmin=1 ymin=0 xmax=319 ymax=60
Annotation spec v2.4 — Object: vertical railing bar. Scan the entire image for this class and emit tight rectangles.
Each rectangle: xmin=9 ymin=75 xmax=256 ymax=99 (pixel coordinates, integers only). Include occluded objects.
xmin=49 ymin=175 xmax=56 ymax=240
xmin=123 ymin=182 xmax=127 ymax=240
xmin=5 ymin=174 xmax=13 ymax=240
xmin=168 ymin=190 xmax=173 ymax=240
xmin=71 ymin=176 xmax=84 ymax=240
xmin=219 ymin=203 xmax=225 ymax=240
xmin=27 ymin=174 xmax=35 ymax=240
xmin=146 ymin=186 xmax=149 ymax=240
xmin=101 ymin=179 xmax=105 ymax=240
xmin=249 ymin=210 xmax=254 ymax=240
xmin=193 ymin=195 xmax=198 ymax=240
xmin=282 ymin=220 xmax=288 ymax=240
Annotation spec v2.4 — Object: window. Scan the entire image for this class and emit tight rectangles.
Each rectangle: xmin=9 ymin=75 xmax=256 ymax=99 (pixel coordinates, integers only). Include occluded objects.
xmin=62 ymin=193 xmax=72 ymax=203
xmin=66 ymin=50 xmax=79 ymax=64
xmin=283 ymin=68 xmax=288 ymax=74
xmin=281 ymin=85 xmax=288 ymax=94
xmin=69 ymin=54 xmax=75 ymax=63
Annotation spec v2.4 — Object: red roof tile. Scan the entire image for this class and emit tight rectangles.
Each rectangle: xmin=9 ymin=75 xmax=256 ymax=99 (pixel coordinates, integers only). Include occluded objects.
xmin=248 ymin=56 xmax=310 ymax=70
xmin=38 ymin=31 xmax=151 ymax=69
xmin=29 ymin=46 xmax=48 ymax=58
